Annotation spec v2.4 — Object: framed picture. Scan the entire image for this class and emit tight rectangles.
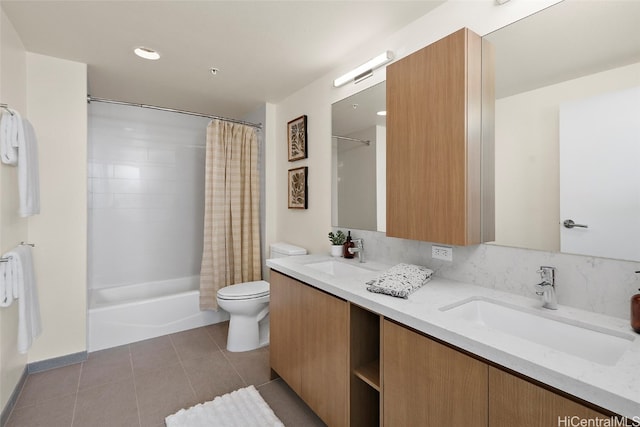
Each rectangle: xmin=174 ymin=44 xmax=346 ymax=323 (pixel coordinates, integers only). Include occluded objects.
xmin=287 ymin=115 xmax=307 ymax=161
xmin=288 ymin=166 xmax=308 ymax=209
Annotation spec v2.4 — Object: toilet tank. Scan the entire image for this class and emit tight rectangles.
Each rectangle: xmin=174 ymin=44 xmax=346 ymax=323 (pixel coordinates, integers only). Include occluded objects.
xmin=270 ymin=242 xmax=307 ymax=258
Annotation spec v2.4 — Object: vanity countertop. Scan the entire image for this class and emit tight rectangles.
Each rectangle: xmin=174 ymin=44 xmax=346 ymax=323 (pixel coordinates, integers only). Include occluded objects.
xmin=266 ymin=254 xmax=640 ymax=419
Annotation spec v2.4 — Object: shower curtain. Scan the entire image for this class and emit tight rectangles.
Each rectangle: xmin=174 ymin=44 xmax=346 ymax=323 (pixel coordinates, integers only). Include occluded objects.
xmin=199 ymin=119 xmax=261 ymax=310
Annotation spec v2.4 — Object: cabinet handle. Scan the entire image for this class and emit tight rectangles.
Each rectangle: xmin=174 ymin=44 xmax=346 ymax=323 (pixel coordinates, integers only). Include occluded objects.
xmin=563 ymin=219 xmax=588 ymax=229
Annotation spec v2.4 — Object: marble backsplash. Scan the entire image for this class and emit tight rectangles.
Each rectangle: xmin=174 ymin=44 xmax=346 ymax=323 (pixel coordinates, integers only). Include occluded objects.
xmin=342 ymin=229 xmax=640 ymax=321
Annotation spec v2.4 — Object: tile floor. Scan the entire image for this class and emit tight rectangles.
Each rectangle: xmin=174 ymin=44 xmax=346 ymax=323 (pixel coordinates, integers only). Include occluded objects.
xmin=6 ymin=322 xmax=326 ymax=427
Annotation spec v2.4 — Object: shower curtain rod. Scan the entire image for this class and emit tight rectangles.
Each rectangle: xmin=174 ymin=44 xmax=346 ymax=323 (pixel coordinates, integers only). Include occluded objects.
xmin=86 ymin=95 xmax=263 ymax=130
xmin=332 ymin=135 xmax=370 ymax=145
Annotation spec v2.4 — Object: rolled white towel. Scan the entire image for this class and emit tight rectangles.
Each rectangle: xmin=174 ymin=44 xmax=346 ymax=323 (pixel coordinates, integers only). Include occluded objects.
xmin=366 ymin=263 xmax=433 ymax=299
xmin=0 ymin=260 xmax=15 ymax=307
xmin=0 ymin=109 xmax=21 ymax=165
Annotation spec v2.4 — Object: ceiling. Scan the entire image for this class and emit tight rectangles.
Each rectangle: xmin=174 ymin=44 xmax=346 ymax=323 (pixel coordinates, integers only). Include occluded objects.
xmin=2 ymin=0 xmax=443 ymax=121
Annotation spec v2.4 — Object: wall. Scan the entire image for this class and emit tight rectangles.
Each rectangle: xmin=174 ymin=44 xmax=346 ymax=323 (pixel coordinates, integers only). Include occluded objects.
xmin=88 ymin=102 xmax=209 ymax=290
xmin=496 ymin=62 xmax=640 ymax=252
xmin=26 ymin=53 xmax=87 ymax=362
xmin=269 ymin=0 xmax=640 ymax=322
xmin=0 ymin=7 xmax=28 ymax=412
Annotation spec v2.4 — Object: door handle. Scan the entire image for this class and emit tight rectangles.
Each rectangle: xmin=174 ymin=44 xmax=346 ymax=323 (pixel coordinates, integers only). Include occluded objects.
xmin=563 ymin=219 xmax=588 ymax=229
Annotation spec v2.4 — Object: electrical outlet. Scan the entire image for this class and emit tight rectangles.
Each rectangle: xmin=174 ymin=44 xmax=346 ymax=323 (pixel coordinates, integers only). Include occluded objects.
xmin=432 ymin=245 xmax=453 ymax=261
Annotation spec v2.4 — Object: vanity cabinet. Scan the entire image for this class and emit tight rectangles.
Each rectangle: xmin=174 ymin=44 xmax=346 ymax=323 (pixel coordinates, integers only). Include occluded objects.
xmin=269 ymin=271 xmax=349 ymax=427
xmin=270 ymin=270 xmax=615 ymax=426
xmin=386 ymin=27 xmax=494 ymax=245
xmin=488 ymin=367 xmax=610 ymax=426
xmin=382 ymin=319 xmax=488 ymax=426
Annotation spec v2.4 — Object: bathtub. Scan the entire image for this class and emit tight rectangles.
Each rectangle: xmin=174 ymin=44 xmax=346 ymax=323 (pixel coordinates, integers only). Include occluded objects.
xmin=88 ymin=276 xmax=228 ymax=351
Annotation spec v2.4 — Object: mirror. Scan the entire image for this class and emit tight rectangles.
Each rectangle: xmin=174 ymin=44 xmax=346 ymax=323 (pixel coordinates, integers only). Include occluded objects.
xmin=485 ymin=0 xmax=640 ymax=261
xmin=331 ymin=81 xmax=386 ymax=232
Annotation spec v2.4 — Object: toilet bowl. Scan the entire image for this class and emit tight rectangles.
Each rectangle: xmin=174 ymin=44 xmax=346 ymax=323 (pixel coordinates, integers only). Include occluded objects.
xmin=217 ymin=242 xmax=306 ymax=352
xmin=217 ymin=280 xmax=270 ymax=352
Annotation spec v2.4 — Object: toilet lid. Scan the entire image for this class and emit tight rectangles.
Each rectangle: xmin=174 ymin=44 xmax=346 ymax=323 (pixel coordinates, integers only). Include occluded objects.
xmin=217 ymin=280 xmax=269 ymax=300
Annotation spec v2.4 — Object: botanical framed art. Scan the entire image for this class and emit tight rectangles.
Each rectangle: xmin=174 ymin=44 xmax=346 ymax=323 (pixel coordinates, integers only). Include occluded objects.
xmin=288 ymin=166 xmax=308 ymax=209
xmin=287 ymin=115 xmax=307 ymax=161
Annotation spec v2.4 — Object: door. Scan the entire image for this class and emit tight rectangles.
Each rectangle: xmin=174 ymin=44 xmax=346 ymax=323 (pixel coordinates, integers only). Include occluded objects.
xmin=559 ymin=85 xmax=640 ymax=261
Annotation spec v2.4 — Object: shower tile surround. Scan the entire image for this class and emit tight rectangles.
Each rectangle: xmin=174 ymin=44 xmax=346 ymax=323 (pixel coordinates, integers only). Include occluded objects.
xmin=88 ymin=102 xmax=210 ymax=290
xmin=344 ymin=229 xmax=640 ymax=320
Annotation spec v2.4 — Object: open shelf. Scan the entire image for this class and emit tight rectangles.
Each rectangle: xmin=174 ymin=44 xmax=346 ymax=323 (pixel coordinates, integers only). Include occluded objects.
xmin=354 ymin=359 xmax=380 ymax=391
xmin=350 ymin=304 xmax=382 ymax=426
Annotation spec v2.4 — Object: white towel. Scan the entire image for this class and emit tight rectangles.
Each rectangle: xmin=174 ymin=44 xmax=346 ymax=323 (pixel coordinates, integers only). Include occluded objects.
xmin=18 ymin=119 xmax=40 ymax=217
xmin=0 ymin=245 xmax=42 ymax=353
xmin=0 ymin=260 xmax=16 ymax=307
xmin=0 ymin=108 xmax=22 ymax=165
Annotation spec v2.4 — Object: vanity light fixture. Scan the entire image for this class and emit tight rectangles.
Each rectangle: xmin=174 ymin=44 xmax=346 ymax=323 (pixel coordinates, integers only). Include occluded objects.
xmin=377 ymin=111 xmax=387 ymax=116
xmin=333 ymin=51 xmax=394 ymax=88
xmin=134 ymin=47 xmax=160 ymax=60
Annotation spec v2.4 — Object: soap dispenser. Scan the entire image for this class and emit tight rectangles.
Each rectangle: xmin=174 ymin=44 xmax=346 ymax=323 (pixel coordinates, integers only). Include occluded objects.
xmin=343 ymin=231 xmax=354 ymax=259
xmin=632 ymin=274 xmax=640 ymax=333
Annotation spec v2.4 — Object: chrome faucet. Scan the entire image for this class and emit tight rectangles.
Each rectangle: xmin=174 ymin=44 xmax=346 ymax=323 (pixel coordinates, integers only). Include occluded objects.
xmin=348 ymin=238 xmax=365 ymax=263
xmin=535 ymin=266 xmax=557 ymax=310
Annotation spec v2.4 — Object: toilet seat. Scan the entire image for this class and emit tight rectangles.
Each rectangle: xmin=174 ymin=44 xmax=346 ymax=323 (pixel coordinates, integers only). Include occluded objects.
xmin=217 ymin=280 xmax=269 ymax=300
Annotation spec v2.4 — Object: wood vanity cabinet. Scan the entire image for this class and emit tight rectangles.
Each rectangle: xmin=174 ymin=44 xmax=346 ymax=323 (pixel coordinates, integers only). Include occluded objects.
xmin=271 ymin=271 xmax=615 ymax=426
xmin=386 ymin=27 xmax=494 ymax=245
xmin=269 ymin=271 xmax=349 ymax=427
xmin=488 ymin=367 xmax=610 ymax=427
xmin=382 ymin=319 xmax=488 ymax=426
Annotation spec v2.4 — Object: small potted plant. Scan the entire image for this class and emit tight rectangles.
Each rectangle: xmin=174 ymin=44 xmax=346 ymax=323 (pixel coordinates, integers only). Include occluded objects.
xmin=328 ymin=230 xmax=346 ymax=257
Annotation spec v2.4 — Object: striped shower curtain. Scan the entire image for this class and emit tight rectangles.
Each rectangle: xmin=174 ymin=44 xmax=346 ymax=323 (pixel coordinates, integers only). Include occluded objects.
xmin=199 ymin=119 xmax=261 ymax=310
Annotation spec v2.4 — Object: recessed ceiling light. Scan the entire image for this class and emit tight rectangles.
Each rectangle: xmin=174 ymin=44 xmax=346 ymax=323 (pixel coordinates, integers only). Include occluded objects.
xmin=377 ymin=111 xmax=387 ymax=116
xmin=134 ymin=47 xmax=160 ymax=60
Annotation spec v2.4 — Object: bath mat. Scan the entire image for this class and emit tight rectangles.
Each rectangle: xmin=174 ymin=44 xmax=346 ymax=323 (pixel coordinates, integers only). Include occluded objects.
xmin=165 ymin=385 xmax=284 ymax=427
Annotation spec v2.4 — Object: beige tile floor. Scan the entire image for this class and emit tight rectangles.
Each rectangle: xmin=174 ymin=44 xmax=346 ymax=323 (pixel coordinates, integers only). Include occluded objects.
xmin=6 ymin=322 xmax=326 ymax=427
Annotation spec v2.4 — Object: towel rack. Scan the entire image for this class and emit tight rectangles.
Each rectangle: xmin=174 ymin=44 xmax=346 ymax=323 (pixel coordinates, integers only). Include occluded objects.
xmin=0 ymin=242 xmax=35 ymax=262
xmin=0 ymin=103 xmax=14 ymax=116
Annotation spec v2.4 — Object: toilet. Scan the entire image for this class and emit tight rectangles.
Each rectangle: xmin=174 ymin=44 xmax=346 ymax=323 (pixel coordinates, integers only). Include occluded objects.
xmin=217 ymin=242 xmax=306 ymax=352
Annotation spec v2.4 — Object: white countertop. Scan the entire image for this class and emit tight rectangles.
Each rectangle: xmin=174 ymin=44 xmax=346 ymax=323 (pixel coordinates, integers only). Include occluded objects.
xmin=266 ymin=254 xmax=640 ymax=419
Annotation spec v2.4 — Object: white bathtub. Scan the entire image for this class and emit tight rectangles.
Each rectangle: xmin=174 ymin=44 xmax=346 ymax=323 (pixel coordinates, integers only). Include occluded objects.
xmin=88 ymin=276 xmax=228 ymax=351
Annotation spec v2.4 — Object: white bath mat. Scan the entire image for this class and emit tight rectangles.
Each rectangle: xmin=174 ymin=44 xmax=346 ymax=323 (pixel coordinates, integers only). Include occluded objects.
xmin=165 ymin=385 xmax=284 ymax=427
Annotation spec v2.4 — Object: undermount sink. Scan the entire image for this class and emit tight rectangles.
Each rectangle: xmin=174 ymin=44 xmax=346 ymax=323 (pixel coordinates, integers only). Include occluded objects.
xmin=440 ymin=297 xmax=635 ymax=366
xmin=305 ymin=260 xmax=373 ymax=277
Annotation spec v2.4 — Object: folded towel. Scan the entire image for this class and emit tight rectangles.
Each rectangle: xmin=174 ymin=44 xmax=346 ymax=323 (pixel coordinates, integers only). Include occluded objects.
xmin=18 ymin=119 xmax=40 ymax=217
xmin=0 ymin=245 xmax=42 ymax=353
xmin=366 ymin=263 xmax=433 ymax=299
xmin=0 ymin=108 xmax=21 ymax=165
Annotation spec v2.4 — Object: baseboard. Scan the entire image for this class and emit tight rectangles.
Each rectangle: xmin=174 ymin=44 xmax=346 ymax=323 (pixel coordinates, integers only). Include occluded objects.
xmin=0 ymin=367 xmax=27 ymax=427
xmin=27 ymin=351 xmax=87 ymax=374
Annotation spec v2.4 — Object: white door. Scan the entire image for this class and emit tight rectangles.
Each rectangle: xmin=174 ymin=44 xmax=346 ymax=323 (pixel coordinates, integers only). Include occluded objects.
xmin=559 ymin=86 xmax=640 ymax=261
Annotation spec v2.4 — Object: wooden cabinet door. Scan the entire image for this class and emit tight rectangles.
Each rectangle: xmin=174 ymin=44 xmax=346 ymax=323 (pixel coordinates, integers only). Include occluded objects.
xmin=269 ymin=271 xmax=303 ymax=393
xmin=269 ymin=271 xmax=349 ymax=426
xmin=386 ymin=27 xmax=491 ymax=245
xmin=382 ymin=319 xmax=488 ymax=427
xmin=488 ymin=367 xmax=609 ymax=427
xmin=300 ymin=284 xmax=349 ymax=427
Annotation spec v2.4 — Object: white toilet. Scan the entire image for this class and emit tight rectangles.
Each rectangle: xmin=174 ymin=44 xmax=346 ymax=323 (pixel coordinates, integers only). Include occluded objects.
xmin=216 ymin=242 xmax=306 ymax=352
